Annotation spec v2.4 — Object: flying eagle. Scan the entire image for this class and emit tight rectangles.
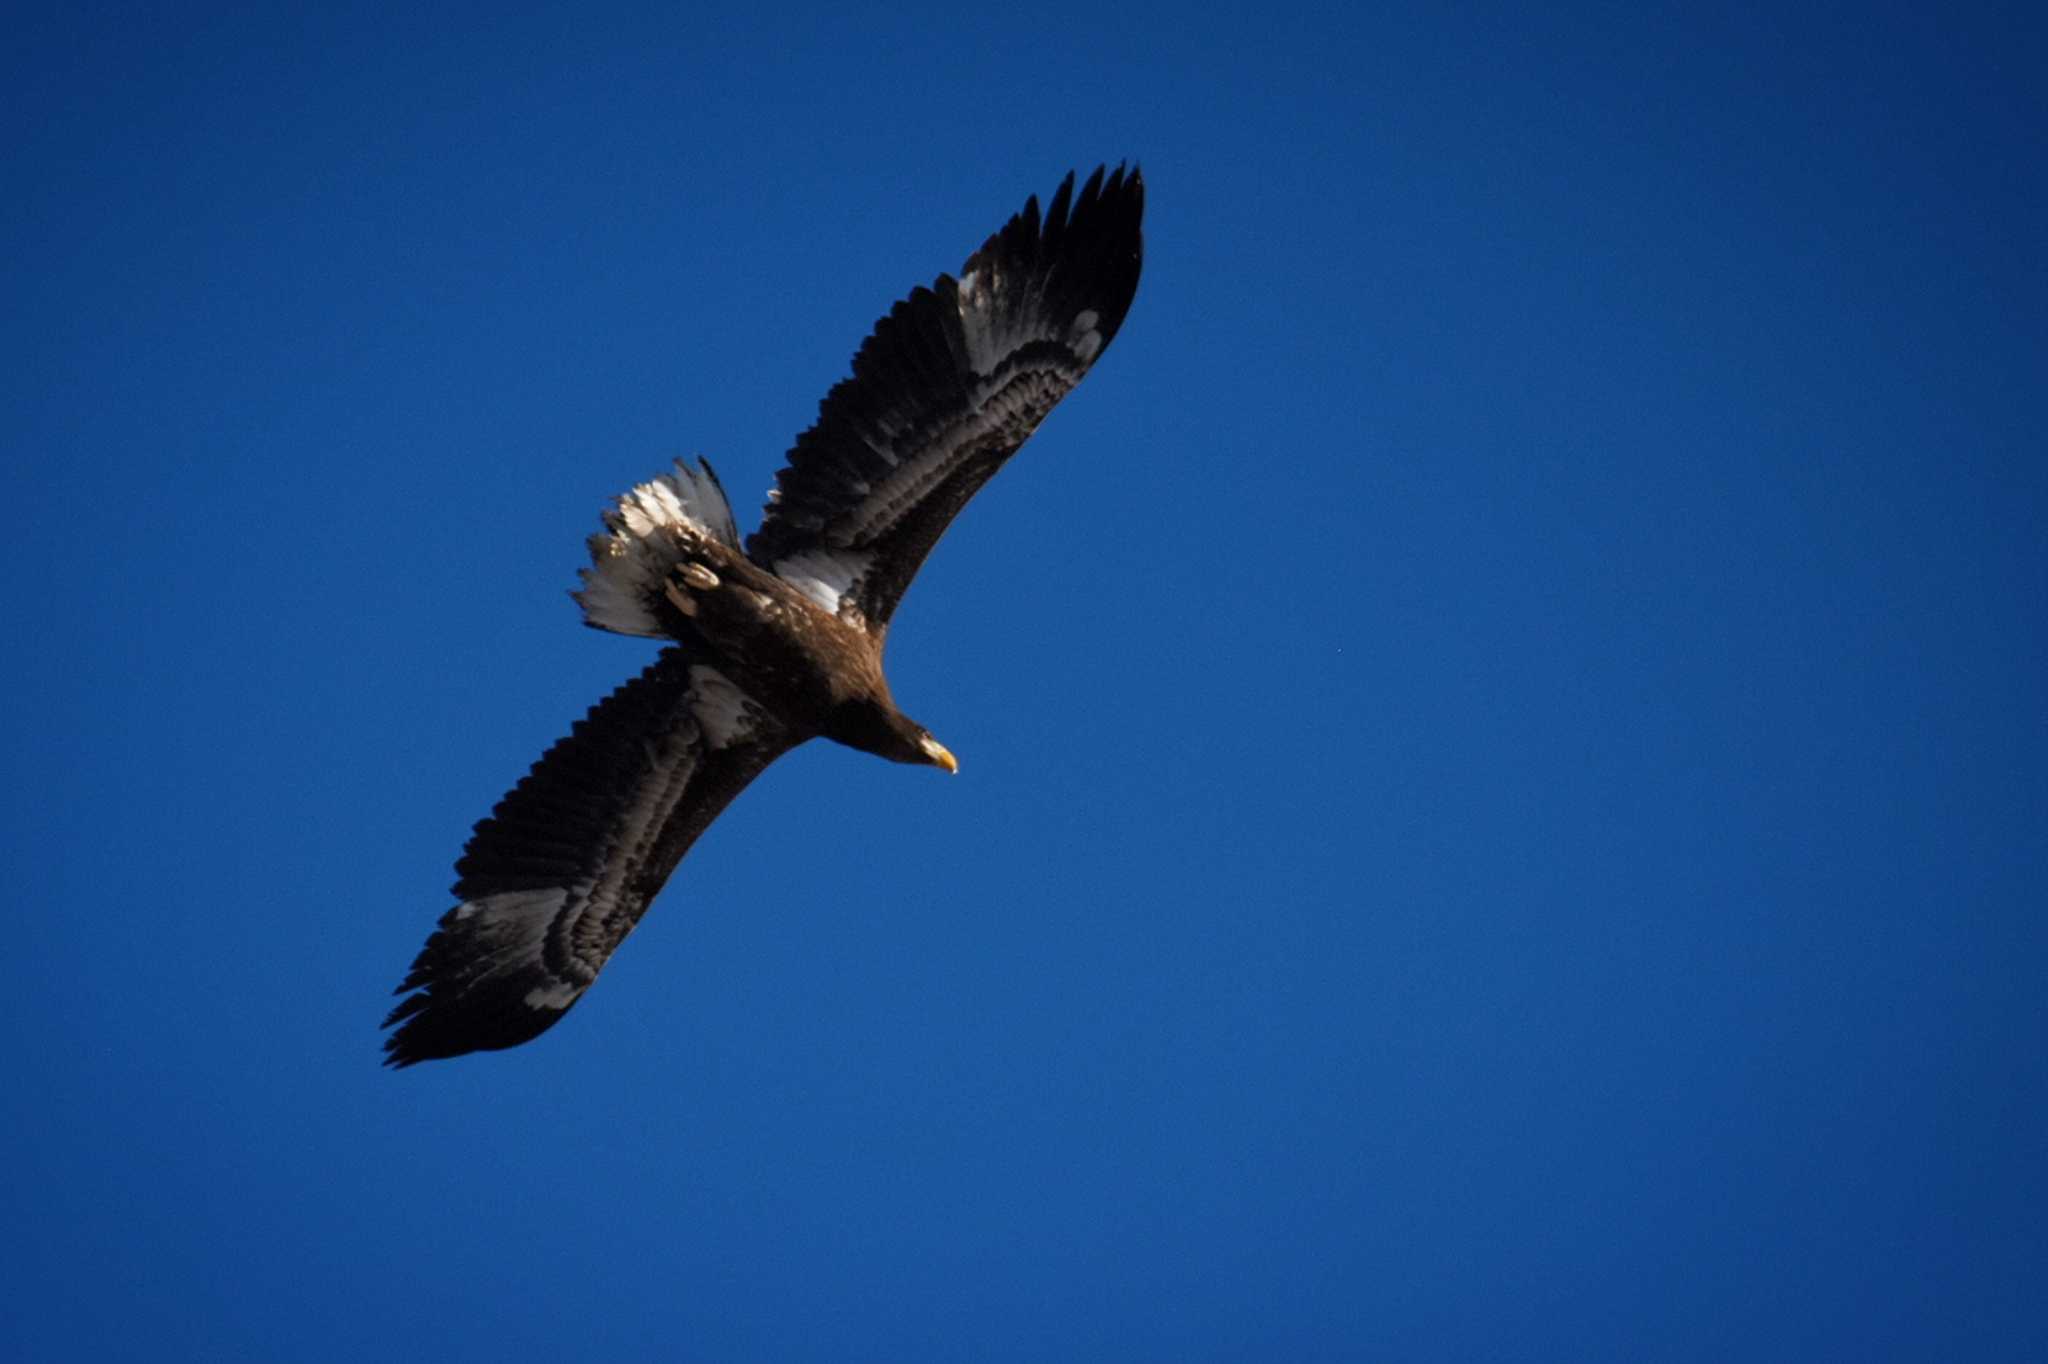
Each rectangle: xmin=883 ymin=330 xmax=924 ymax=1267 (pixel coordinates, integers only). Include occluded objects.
xmin=383 ymin=166 xmax=1145 ymax=1065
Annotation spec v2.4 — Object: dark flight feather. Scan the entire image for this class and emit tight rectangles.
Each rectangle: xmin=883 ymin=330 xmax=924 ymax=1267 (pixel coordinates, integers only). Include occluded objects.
xmin=384 ymin=651 xmax=797 ymax=1065
xmin=750 ymin=164 xmax=1144 ymax=634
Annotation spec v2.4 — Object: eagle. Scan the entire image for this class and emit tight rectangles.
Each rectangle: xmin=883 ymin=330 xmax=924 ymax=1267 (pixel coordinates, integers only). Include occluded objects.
xmin=383 ymin=166 xmax=1145 ymax=1065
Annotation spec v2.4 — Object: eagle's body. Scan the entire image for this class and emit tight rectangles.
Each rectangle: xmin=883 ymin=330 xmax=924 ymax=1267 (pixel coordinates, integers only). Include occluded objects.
xmin=384 ymin=166 xmax=1145 ymax=1065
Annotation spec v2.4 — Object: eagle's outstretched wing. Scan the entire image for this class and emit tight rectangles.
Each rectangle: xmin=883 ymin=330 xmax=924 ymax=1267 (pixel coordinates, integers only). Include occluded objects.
xmin=382 ymin=649 xmax=801 ymax=1066
xmin=747 ymin=165 xmax=1144 ymax=637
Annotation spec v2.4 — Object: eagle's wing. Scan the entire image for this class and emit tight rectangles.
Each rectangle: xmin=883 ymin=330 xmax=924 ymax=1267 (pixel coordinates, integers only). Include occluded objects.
xmin=382 ymin=649 xmax=801 ymax=1066
xmin=747 ymin=165 xmax=1144 ymax=638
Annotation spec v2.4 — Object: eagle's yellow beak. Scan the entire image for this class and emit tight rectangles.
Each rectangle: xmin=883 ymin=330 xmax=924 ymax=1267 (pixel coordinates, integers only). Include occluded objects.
xmin=921 ymin=736 xmax=959 ymax=774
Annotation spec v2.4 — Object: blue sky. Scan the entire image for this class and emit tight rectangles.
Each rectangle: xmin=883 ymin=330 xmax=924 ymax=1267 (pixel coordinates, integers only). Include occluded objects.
xmin=5 ymin=2 xmax=2043 ymax=1359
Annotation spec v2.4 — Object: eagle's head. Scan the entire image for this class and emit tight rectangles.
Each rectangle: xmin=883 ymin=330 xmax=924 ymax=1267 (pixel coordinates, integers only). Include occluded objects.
xmin=829 ymin=698 xmax=958 ymax=774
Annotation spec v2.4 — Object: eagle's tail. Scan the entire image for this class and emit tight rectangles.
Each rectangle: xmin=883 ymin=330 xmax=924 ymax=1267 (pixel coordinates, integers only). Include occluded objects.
xmin=573 ymin=458 xmax=741 ymax=637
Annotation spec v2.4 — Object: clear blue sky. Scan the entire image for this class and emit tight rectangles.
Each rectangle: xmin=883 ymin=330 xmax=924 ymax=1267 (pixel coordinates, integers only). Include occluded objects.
xmin=6 ymin=2 xmax=2043 ymax=1359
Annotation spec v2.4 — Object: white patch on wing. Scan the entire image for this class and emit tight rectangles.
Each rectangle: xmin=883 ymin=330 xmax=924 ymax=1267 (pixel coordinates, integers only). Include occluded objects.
xmin=576 ymin=458 xmax=739 ymax=637
xmin=956 ymin=266 xmax=1001 ymax=375
xmin=448 ymin=887 xmax=597 ymax=1008
xmin=453 ymin=888 xmax=564 ymax=925
xmin=957 ymin=259 xmax=1104 ymax=380
xmin=687 ymin=664 xmax=767 ymax=750
xmin=523 ymin=981 xmax=582 ymax=1010
xmin=774 ymin=547 xmax=870 ymax=613
xmin=1067 ymin=309 xmax=1103 ymax=363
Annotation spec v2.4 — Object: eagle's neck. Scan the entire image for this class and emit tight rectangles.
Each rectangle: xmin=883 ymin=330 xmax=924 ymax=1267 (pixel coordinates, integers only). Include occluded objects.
xmin=824 ymin=695 xmax=922 ymax=762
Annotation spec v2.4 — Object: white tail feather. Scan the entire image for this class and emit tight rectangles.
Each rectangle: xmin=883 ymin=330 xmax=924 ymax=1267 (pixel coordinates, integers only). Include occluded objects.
xmin=574 ymin=459 xmax=739 ymax=637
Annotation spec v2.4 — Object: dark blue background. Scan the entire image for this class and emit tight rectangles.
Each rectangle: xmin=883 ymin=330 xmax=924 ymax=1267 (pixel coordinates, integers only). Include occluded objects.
xmin=6 ymin=3 xmax=2042 ymax=1359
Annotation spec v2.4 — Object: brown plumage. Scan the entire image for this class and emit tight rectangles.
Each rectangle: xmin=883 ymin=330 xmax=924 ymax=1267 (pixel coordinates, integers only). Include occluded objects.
xmin=383 ymin=166 xmax=1144 ymax=1065
xmin=654 ymin=527 xmax=947 ymax=766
